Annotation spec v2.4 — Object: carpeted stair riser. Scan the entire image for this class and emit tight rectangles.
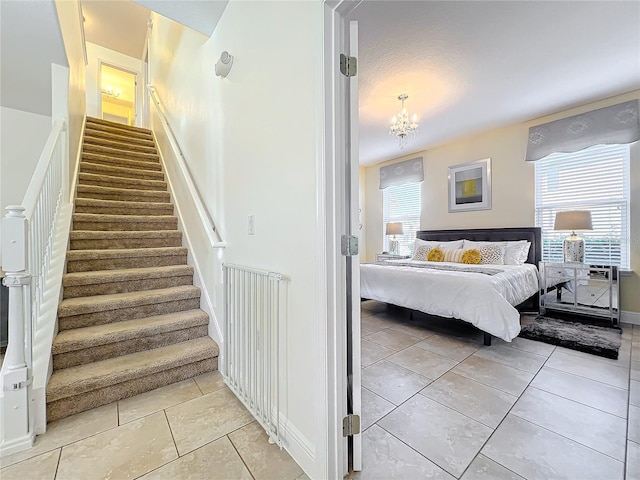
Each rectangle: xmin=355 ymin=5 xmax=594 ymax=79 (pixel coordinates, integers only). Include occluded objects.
xmin=79 ymin=172 xmax=167 ymax=191
xmin=47 ymin=357 xmax=216 ymax=422
xmin=84 ymin=123 xmax=154 ymax=141
xmin=58 ymin=296 xmax=201 ymax=331
xmin=83 ymin=136 xmax=158 ymax=154
xmin=76 ymin=185 xmax=170 ymax=203
xmin=48 ymin=337 xmax=218 ymax=401
xmin=66 ymin=251 xmax=187 ymax=274
xmin=53 ymin=309 xmax=208 ymax=355
xmin=80 ymin=162 xmax=165 ymax=181
xmin=74 ymin=198 xmax=174 ymax=216
xmin=84 ymin=129 xmax=156 ymax=147
xmin=73 ymin=213 xmax=178 ymax=231
xmin=86 ymin=117 xmax=154 ymax=134
xmin=69 ymin=230 xmax=182 ymax=250
xmin=63 ymin=265 xmax=194 ymax=298
xmin=82 ymin=153 xmax=161 ymax=172
xmin=54 ymin=325 xmax=209 ymax=369
xmin=83 ymin=144 xmax=159 ymax=162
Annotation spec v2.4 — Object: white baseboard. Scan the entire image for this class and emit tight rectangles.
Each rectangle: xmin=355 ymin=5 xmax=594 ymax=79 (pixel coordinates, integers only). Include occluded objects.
xmin=279 ymin=414 xmax=317 ymax=479
xmin=0 ymin=430 xmax=35 ymax=458
xmin=621 ymin=310 xmax=640 ymax=325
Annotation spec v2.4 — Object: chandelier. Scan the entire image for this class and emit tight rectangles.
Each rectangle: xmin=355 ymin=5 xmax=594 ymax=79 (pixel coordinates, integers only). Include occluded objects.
xmin=389 ymin=94 xmax=418 ymax=149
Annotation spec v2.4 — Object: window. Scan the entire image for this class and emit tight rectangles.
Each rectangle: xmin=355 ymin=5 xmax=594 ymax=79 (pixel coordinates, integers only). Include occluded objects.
xmin=382 ymin=182 xmax=421 ymax=255
xmin=534 ymin=144 xmax=630 ymax=268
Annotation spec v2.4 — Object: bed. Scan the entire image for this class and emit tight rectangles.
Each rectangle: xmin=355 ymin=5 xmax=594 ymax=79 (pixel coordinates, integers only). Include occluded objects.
xmin=360 ymin=227 xmax=542 ymax=344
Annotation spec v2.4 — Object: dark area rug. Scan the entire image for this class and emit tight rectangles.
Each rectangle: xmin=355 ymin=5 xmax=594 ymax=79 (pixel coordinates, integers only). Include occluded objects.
xmin=519 ymin=316 xmax=622 ymax=359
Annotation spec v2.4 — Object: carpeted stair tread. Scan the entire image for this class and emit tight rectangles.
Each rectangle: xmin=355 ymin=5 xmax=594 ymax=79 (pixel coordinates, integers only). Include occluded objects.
xmin=63 ymin=265 xmax=194 ymax=287
xmin=58 ymin=285 xmax=200 ymax=317
xmin=83 ymin=125 xmax=153 ymax=143
xmin=47 ymin=337 xmax=218 ymax=402
xmin=83 ymin=144 xmax=159 ymax=162
xmin=52 ymin=309 xmax=209 ymax=355
xmin=69 ymin=229 xmax=182 ymax=250
xmin=84 ymin=129 xmax=156 ymax=147
xmin=74 ymin=198 xmax=173 ymax=216
xmin=82 ymin=152 xmax=161 ymax=171
xmin=76 ymin=184 xmax=170 ymax=202
xmin=67 ymin=245 xmax=187 ymax=261
xmin=73 ymin=213 xmax=178 ymax=232
xmin=87 ymin=116 xmax=153 ymax=135
xmin=80 ymin=162 xmax=165 ymax=181
xmin=62 ymin=264 xmax=193 ymax=298
xmin=83 ymin=135 xmax=158 ymax=154
xmin=78 ymin=172 xmax=167 ymax=191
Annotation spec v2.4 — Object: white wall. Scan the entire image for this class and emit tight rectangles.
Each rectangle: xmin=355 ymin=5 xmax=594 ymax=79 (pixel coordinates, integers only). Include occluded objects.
xmin=0 ymin=108 xmax=52 ymax=267
xmin=148 ymin=2 xmax=325 ymax=476
xmin=364 ymin=90 xmax=640 ymax=313
xmin=55 ymin=0 xmax=87 ymax=190
xmin=85 ymin=42 xmax=143 ymax=126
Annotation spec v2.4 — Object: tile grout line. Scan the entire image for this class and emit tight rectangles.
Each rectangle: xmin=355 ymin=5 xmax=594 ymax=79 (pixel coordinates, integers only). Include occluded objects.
xmin=227 ymin=428 xmax=257 ymax=480
xmin=162 ymin=409 xmax=180 ymax=458
xmin=52 ymin=448 xmax=62 ymax=480
xmin=461 ymin=344 xmax=559 ymax=478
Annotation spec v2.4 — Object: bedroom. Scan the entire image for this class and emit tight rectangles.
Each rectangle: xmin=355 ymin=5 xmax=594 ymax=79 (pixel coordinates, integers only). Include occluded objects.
xmin=348 ymin=1 xmax=639 ymax=478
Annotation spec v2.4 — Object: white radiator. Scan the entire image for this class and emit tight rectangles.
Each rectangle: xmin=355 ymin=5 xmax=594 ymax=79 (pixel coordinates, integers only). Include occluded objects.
xmin=222 ymin=264 xmax=286 ymax=447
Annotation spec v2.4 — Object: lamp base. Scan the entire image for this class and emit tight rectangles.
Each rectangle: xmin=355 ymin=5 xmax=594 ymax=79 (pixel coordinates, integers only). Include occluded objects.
xmin=563 ymin=235 xmax=585 ymax=263
xmin=389 ymin=239 xmax=399 ymax=255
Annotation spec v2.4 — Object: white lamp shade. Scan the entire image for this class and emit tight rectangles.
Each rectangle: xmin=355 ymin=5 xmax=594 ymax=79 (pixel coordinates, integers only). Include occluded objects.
xmin=554 ymin=211 xmax=593 ymax=231
xmin=385 ymin=222 xmax=404 ymax=235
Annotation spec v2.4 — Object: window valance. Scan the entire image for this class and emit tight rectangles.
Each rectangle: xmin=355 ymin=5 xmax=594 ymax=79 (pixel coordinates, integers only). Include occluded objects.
xmin=525 ymin=100 xmax=639 ymax=162
xmin=379 ymin=157 xmax=424 ymax=189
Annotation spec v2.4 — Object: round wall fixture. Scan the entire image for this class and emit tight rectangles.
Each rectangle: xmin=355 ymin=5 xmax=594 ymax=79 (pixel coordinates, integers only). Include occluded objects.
xmin=215 ymin=51 xmax=233 ymax=78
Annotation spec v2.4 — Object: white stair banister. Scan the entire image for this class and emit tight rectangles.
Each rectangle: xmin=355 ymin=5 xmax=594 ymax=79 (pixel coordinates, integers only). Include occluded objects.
xmin=1 ymin=206 xmax=33 ymax=448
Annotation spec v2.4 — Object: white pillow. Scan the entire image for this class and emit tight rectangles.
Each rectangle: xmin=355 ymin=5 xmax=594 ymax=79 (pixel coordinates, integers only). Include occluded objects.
xmin=504 ymin=240 xmax=531 ymax=265
xmin=463 ymin=240 xmax=506 ymax=250
xmin=413 ymin=238 xmax=464 ymax=251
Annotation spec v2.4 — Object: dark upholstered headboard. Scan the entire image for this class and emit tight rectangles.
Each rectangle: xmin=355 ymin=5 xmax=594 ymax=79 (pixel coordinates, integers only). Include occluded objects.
xmin=416 ymin=227 xmax=542 ymax=266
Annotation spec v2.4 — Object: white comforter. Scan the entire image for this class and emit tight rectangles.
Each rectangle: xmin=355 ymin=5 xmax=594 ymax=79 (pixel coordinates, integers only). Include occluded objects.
xmin=360 ymin=260 xmax=539 ymax=342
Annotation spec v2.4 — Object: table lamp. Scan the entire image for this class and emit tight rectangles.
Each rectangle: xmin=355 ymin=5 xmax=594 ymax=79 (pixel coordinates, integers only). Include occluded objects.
xmin=386 ymin=222 xmax=404 ymax=255
xmin=554 ymin=210 xmax=593 ymax=263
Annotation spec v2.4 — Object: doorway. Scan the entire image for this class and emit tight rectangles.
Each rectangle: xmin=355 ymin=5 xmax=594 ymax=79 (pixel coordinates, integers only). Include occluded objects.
xmin=99 ymin=63 xmax=137 ymax=126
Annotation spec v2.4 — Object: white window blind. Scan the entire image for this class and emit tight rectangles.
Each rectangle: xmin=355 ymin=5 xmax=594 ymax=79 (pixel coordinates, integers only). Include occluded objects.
xmin=382 ymin=182 xmax=421 ymax=255
xmin=534 ymin=144 xmax=630 ymax=268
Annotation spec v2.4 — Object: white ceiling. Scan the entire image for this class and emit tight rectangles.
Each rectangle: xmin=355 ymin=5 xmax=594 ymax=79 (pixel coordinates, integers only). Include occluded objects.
xmin=82 ymin=0 xmax=151 ymax=59
xmin=0 ymin=0 xmax=68 ymax=116
xmin=352 ymin=1 xmax=640 ymax=166
xmin=75 ymin=1 xmax=639 ymax=167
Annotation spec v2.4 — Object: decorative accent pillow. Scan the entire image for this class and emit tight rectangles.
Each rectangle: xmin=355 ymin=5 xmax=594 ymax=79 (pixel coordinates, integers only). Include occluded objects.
xmin=461 ymin=249 xmax=482 ymax=264
xmin=412 ymin=245 xmax=433 ymax=261
xmin=442 ymin=248 xmax=464 ymax=263
xmin=478 ymin=244 xmax=506 ymax=265
xmin=427 ymin=248 xmax=444 ymax=262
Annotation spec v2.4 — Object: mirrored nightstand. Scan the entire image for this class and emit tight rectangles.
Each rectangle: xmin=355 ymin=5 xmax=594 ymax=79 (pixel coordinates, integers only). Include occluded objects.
xmin=540 ymin=262 xmax=619 ymax=326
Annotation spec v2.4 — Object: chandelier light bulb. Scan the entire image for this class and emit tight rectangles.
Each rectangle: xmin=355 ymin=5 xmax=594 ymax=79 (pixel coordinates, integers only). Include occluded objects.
xmin=389 ymin=93 xmax=419 ymax=149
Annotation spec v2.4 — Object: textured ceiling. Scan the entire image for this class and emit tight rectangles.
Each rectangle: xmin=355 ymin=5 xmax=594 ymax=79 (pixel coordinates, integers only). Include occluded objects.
xmin=82 ymin=0 xmax=150 ymax=59
xmin=352 ymin=1 xmax=640 ymax=166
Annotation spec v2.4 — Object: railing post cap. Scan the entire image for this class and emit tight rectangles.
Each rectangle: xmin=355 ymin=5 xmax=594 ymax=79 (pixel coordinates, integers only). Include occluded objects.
xmin=5 ymin=205 xmax=26 ymax=217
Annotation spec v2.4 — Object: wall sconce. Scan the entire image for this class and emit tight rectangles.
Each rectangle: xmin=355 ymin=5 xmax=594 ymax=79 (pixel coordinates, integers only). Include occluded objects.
xmin=215 ymin=51 xmax=234 ymax=78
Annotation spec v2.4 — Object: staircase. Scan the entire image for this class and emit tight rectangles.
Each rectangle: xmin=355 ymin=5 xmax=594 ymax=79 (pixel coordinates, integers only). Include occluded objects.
xmin=46 ymin=117 xmax=219 ymax=422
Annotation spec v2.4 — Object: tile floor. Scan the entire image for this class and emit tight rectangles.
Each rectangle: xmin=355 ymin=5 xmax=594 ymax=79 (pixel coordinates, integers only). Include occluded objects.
xmin=0 ymin=371 xmax=309 ymax=480
xmin=1 ymin=305 xmax=638 ymax=480
xmin=356 ymin=301 xmax=639 ymax=480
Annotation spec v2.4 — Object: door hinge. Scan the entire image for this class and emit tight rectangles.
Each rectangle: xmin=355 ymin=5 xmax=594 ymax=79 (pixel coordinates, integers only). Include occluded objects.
xmin=340 ymin=54 xmax=357 ymax=77
xmin=343 ymin=414 xmax=361 ymax=437
xmin=341 ymin=235 xmax=359 ymax=256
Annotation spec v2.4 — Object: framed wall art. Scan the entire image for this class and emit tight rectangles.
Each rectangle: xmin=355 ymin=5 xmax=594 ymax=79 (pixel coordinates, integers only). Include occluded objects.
xmin=448 ymin=158 xmax=492 ymax=212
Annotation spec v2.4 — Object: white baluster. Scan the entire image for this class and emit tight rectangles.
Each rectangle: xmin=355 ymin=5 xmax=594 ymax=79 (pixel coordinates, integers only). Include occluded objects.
xmin=1 ymin=206 xmax=34 ymax=448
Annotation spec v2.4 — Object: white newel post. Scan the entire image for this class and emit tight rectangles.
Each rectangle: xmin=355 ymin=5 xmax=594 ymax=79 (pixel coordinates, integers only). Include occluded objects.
xmin=1 ymin=205 xmax=34 ymax=450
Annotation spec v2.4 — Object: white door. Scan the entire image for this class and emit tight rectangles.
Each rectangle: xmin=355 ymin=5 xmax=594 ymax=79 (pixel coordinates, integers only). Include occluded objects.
xmin=344 ymin=19 xmax=362 ymax=473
